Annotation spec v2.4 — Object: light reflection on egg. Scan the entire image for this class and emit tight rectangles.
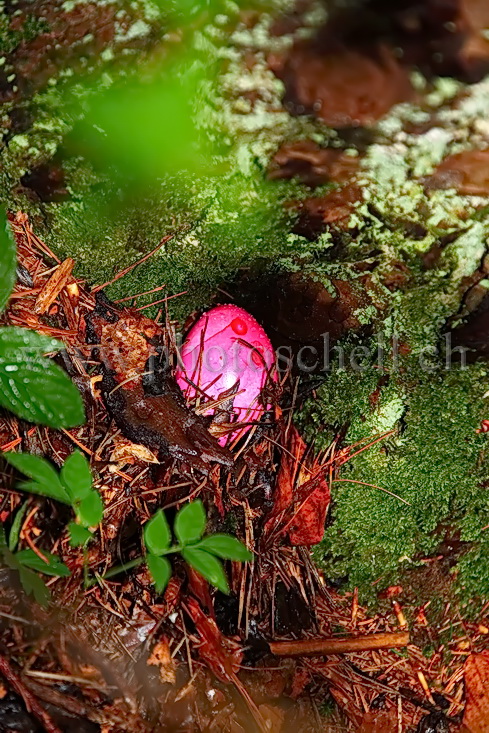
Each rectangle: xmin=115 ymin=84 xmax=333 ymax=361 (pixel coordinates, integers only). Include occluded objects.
xmin=175 ymin=304 xmax=277 ymax=445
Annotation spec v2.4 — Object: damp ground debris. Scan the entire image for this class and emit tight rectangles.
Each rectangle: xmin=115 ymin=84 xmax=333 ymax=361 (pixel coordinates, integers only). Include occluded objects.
xmin=2 ymin=1 xmax=489 ymax=732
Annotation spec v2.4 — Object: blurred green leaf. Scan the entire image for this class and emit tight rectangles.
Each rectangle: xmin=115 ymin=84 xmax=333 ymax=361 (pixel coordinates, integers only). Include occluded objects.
xmin=0 ymin=328 xmax=63 ymax=358
xmin=3 ymin=452 xmax=70 ymax=504
xmin=147 ymin=553 xmax=172 ymax=593
xmin=77 ymin=491 xmax=103 ymax=528
xmin=0 ymin=526 xmax=51 ymax=606
xmin=8 ymin=502 xmax=29 ymax=552
xmin=70 ymin=51 xmax=223 ymax=197
xmin=16 ymin=549 xmax=71 ymax=577
xmin=0 ymin=526 xmax=7 ymax=552
xmin=61 ymin=451 xmax=92 ymax=503
xmin=0 ymin=210 xmax=16 ymax=314
xmin=144 ymin=510 xmax=171 ymax=556
xmin=68 ymin=523 xmax=93 ymax=547
xmin=18 ymin=566 xmax=50 ymax=607
xmin=182 ymin=547 xmax=229 ymax=593
xmin=198 ymin=534 xmax=253 ymax=561
xmin=174 ymin=500 xmax=206 ymax=545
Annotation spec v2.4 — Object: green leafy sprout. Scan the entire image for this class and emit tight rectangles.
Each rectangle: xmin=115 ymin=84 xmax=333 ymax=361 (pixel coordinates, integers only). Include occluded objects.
xmin=2 ymin=450 xmax=252 ymax=600
xmin=3 ymin=450 xmax=103 ymax=547
xmin=0 ymin=504 xmax=70 ymax=607
xmin=0 ymin=210 xmax=85 ymax=428
xmin=104 ymin=500 xmax=253 ymax=595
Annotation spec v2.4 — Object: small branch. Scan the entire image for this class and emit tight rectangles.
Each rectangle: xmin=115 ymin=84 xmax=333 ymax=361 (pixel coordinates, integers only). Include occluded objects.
xmin=268 ymin=631 xmax=410 ymax=657
xmin=0 ymin=653 xmax=62 ymax=733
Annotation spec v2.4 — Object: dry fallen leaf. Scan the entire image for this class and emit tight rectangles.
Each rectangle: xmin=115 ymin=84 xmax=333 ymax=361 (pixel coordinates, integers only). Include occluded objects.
xmin=258 ymin=704 xmax=285 ymax=733
xmin=274 ymin=42 xmax=412 ymax=128
xmin=357 ymin=710 xmax=399 ymax=733
xmin=110 ymin=436 xmax=159 ymax=466
xmin=463 ymin=650 xmax=489 ymax=733
xmin=427 ymin=150 xmax=489 ymax=196
xmin=147 ymin=639 xmax=177 ymax=684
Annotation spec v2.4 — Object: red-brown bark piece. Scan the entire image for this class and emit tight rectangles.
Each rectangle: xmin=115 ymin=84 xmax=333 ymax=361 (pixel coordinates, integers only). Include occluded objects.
xmin=273 ymin=43 xmax=412 ymax=128
xmin=427 ymin=150 xmax=489 ymax=196
xmin=268 ymin=141 xmax=360 ymax=187
xmin=186 ymin=598 xmax=243 ymax=684
xmin=463 ymin=650 xmax=489 ymax=733
xmin=265 ymin=424 xmax=330 ymax=547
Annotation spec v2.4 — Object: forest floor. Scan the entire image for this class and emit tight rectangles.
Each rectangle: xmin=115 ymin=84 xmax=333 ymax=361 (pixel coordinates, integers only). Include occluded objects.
xmin=3 ymin=1 xmax=489 ymax=732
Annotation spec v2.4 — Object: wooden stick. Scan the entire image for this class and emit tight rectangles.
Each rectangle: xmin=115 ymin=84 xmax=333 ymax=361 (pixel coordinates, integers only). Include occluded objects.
xmin=268 ymin=631 xmax=410 ymax=657
xmin=0 ymin=654 xmax=62 ymax=733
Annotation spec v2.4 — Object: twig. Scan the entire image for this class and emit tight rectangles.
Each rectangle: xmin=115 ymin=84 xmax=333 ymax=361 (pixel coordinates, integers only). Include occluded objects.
xmin=268 ymin=631 xmax=410 ymax=657
xmin=114 ymin=284 xmax=167 ymax=303
xmin=134 ymin=290 xmax=187 ymax=311
xmin=0 ymin=653 xmax=62 ymax=733
xmin=333 ymin=478 xmax=411 ymax=506
xmin=92 ymin=234 xmax=173 ymax=293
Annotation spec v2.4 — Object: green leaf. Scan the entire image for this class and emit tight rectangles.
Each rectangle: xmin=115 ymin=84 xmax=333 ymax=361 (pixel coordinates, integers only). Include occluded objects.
xmin=0 ymin=210 xmax=16 ymax=314
xmin=174 ymin=500 xmax=206 ymax=546
xmin=182 ymin=547 xmax=229 ymax=594
xmin=16 ymin=549 xmax=71 ymax=577
xmin=0 ymin=356 xmax=85 ymax=428
xmin=0 ymin=328 xmax=63 ymax=358
xmin=76 ymin=491 xmax=103 ymax=527
xmin=61 ymin=451 xmax=92 ymax=502
xmin=3 ymin=452 xmax=70 ymax=504
xmin=144 ymin=510 xmax=171 ymax=556
xmin=198 ymin=534 xmax=253 ymax=562
xmin=68 ymin=523 xmax=92 ymax=547
xmin=8 ymin=502 xmax=29 ymax=552
xmin=18 ymin=566 xmax=51 ymax=607
xmin=146 ymin=553 xmax=171 ymax=593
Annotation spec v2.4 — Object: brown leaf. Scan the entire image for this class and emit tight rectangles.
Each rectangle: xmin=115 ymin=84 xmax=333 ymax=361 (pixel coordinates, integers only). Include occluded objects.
xmin=109 ymin=437 xmax=159 ymax=466
xmin=273 ymin=425 xmax=307 ymax=516
xmin=275 ymin=42 xmax=412 ymax=128
xmin=427 ymin=150 xmax=489 ymax=196
xmin=265 ymin=425 xmax=331 ymax=546
xmin=288 ymin=470 xmax=331 ymax=546
xmin=147 ymin=640 xmax=176 ymax=684
xmin=292 ymin=184 xmax=363 ymax=239
xmin=463 ymin=650 xmax=489 ymax=733
xmin=268 ymin=141 xmax=360 ymax=187
xmin=34 ymin=258 xmax=75 ymax=314
xmin=357 ymin=710 xmax=399 ymax=733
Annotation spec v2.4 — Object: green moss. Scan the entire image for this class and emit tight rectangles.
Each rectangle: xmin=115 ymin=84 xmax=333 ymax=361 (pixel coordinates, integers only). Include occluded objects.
xmin=302 ymin=364 xmax=489 ymax=603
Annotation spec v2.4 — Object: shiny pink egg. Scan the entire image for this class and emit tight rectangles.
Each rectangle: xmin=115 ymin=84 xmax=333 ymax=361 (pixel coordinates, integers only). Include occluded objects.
xmin=175 ymin=304 xmax=277 ymax=445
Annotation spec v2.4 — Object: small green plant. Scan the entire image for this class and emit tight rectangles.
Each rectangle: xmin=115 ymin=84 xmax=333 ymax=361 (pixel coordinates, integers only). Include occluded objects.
xmin=104 ymin=500 xmax=253 ymax=594
xmin=0 ymin=503 xmax=70 ymax=607
xmin=0 ymin=210 xmax=85 ymax=428
xmin=3 ymin=450 xmax=103 ymax=546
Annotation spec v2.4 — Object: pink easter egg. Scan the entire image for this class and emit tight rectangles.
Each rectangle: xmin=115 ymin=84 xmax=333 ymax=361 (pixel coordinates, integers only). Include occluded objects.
xmin=175 ymin=304 xmax=277 ymax=445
